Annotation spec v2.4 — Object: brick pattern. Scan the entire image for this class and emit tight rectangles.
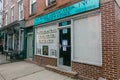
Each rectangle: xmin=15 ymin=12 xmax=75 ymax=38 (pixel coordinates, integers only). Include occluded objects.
xmin=2 ymin=0 xmax=24 ymax=26
xmin=24 ymin=0 xmax=80 ymax=21
xmin=101 ymin=1 xmax=119 ymax=80
xmin=72 ymin=61 xmax=101 ymax=80
xmin=115 ymin=2 xmax=120 ymax=79
xmin=32 ymin=0 xmax=120 ymax=80
xmin=34 ymin=55 xmax=57 ymax=66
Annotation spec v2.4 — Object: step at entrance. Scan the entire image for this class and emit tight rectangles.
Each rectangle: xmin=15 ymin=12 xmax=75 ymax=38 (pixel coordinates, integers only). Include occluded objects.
xmin=45 ymin=65 xmax=78 ymax=79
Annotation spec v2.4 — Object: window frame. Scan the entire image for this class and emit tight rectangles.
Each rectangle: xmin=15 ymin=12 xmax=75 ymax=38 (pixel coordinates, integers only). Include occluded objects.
xmin=11 ymin=6 xmax=14 ymax=22
xmin=18 ymin=1 xmax=24 ymax=20
xmin=30 ymin=0 xmax=36 ymax=15
xmin=46 ymin=0 xmax=56 ymax=6
xmin=5 ymin=0 xmax=8 ymax=6
xmin=5 ymin=12 xmax=8 ymax=25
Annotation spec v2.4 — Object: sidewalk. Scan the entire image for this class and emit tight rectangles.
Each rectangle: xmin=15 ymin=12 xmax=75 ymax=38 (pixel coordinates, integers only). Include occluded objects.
xmin=0 ymin=61 xmax=76 ymax=80
xmin=0 ymin=53 xmax=10 ymax=64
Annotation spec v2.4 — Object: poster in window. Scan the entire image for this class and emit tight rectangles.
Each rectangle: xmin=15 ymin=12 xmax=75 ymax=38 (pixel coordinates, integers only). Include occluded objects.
xmin=62 ymin=29 xmax=67 ymax=34
xmin=62 ymin=40 xmax=68 ymax=46
xmin=42 ymin=46 xmax=48 ymax=55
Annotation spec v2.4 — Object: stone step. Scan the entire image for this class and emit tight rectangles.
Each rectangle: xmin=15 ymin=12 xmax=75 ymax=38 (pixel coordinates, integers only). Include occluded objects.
xmin=45 ymin=65 xmax=78 ymax=79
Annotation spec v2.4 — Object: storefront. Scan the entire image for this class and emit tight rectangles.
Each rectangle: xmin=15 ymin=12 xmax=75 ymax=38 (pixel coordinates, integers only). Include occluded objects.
xmin=0 ymin=20 xmax=25 ymax=59
xmin=33 ymin=0 xmax=103 ymax=79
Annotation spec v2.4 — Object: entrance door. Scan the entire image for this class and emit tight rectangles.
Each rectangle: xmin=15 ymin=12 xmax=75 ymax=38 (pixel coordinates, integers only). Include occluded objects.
xmin=59 ymin=28 xmax=71 ymax=67
xmin=27 ymin=33 xmax=33 ymax=58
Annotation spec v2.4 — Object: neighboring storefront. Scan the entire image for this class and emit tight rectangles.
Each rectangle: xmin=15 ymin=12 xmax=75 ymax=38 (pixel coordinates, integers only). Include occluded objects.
xmin=0 ymin=20 xmax=25 ymax=59
xmin=33 ymin=0 xmax=120 ymax=80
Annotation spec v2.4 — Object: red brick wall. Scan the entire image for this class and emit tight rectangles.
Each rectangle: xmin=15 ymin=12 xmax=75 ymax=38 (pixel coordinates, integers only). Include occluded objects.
xmin=72 ymin=62 xmax=102 ymax=80
xmin=24 ymin=0 xmax=80 ymax=23
xmin=101 ymin=1 xmax=119 ymax=80
xmin=32 ymin=0 xmax=120 ymax=80
xmin=34 ymin=55 xmax=57 ymax=66
xmin=115 ymin=1 xmax=120 ymax=79
xmin=71 ymin=0 xmax=120 ymax=80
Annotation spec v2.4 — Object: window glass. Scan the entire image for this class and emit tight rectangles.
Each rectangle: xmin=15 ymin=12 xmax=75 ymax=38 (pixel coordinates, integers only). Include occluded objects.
xmin=30 ymin=0 xmax=36 ymax=14
xmin=73 ymin=13 xmax=102 ymax=66
xmin=11 ymin=7 xmax=14 ymax=22
xmin=35 ymin=24 xmax=58 ymax=57
xmin=46 ymin=0 xmax=56 ymax=6
xmin=19 ymin=1 xmax=24 ymax=20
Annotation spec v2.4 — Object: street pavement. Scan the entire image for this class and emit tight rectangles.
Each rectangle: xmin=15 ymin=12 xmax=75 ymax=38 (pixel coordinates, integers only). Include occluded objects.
xmin=0 ymin=54 xmax=10 ymax=64
xmin=0 ymin=61 xmax=75 ymax=80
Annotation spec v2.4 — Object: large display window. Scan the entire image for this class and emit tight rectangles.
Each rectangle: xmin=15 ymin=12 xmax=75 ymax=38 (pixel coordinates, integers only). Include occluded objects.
xmin=73 ymin=13 xmax=102 ymax=66
xmin=35 ymin=24 xmax=58 ymax=58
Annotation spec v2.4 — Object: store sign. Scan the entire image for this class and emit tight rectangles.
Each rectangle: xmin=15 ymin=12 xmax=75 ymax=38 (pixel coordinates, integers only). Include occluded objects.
xmin=34 ymin=0 xmax=100 ymax=26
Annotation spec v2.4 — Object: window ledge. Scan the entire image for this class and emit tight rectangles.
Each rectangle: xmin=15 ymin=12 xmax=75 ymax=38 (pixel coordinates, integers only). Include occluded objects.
xmin=29 ymin=12 xmax=36 ymax=17
xmin=35 ymin=54 xmax=57 ymax=59
xmin=44 ymin=2 xmax=57 ymax=10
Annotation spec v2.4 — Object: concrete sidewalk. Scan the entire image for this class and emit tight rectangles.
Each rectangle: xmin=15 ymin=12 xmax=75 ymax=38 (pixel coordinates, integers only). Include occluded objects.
xmin=0 ymin=61 xmax=75 ymax=80
xmin=0 ymin=54 xmax=10 ymax=64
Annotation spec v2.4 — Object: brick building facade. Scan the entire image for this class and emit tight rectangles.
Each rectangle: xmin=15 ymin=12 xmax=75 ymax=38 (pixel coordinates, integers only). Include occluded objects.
xmin=24 ymin=0 xmax=120 ymax=80
xmin=0 ymin=0 xmax=25 ymax=59
xmin=0 ymin=0 xmax=119 ymax=80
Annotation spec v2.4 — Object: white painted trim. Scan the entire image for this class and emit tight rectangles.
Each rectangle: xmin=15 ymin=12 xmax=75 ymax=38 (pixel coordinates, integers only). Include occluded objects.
xmin=17 ymin=0 xmax=21 ymax=3
xmin=29 ymin=0 xmax=31 ymax=14
xmin=71 ymin=19 xmax=74 ymax=61
xmin=5 ymin=10 xmax=8 ymax=13
xmin=35 ymin=54 xmax=57 ymax=59
xmin=72 ymin=60 xmax=102 ymax=67
xmin=46 ymin=0 xmax=48 ymax=6
xmin=10 ymin=4 xmax=15 ymax=8
xmin=57 ymin=23 xmax=59 ymax=67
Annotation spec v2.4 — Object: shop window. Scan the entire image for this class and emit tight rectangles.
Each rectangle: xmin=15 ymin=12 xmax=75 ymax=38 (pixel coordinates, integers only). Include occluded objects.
xmin=35 ymin=24 xmax=58 ymax=58
xmin=8 ymin=35 xmax=13 ymax=50
xmin=30 ymin=0 xmax=36 ymax=14
xmin=73 ymin=13 xmax=102 ymax=66
xmin=46 ymin=0 xmax=56 ymax=6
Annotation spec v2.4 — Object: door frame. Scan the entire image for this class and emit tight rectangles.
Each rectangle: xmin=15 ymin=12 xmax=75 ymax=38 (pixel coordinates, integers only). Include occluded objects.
xmin=27 ymin=32 xmax=33 ymax=58
xmin=57 ymin=21 xmax=72 ymax=70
